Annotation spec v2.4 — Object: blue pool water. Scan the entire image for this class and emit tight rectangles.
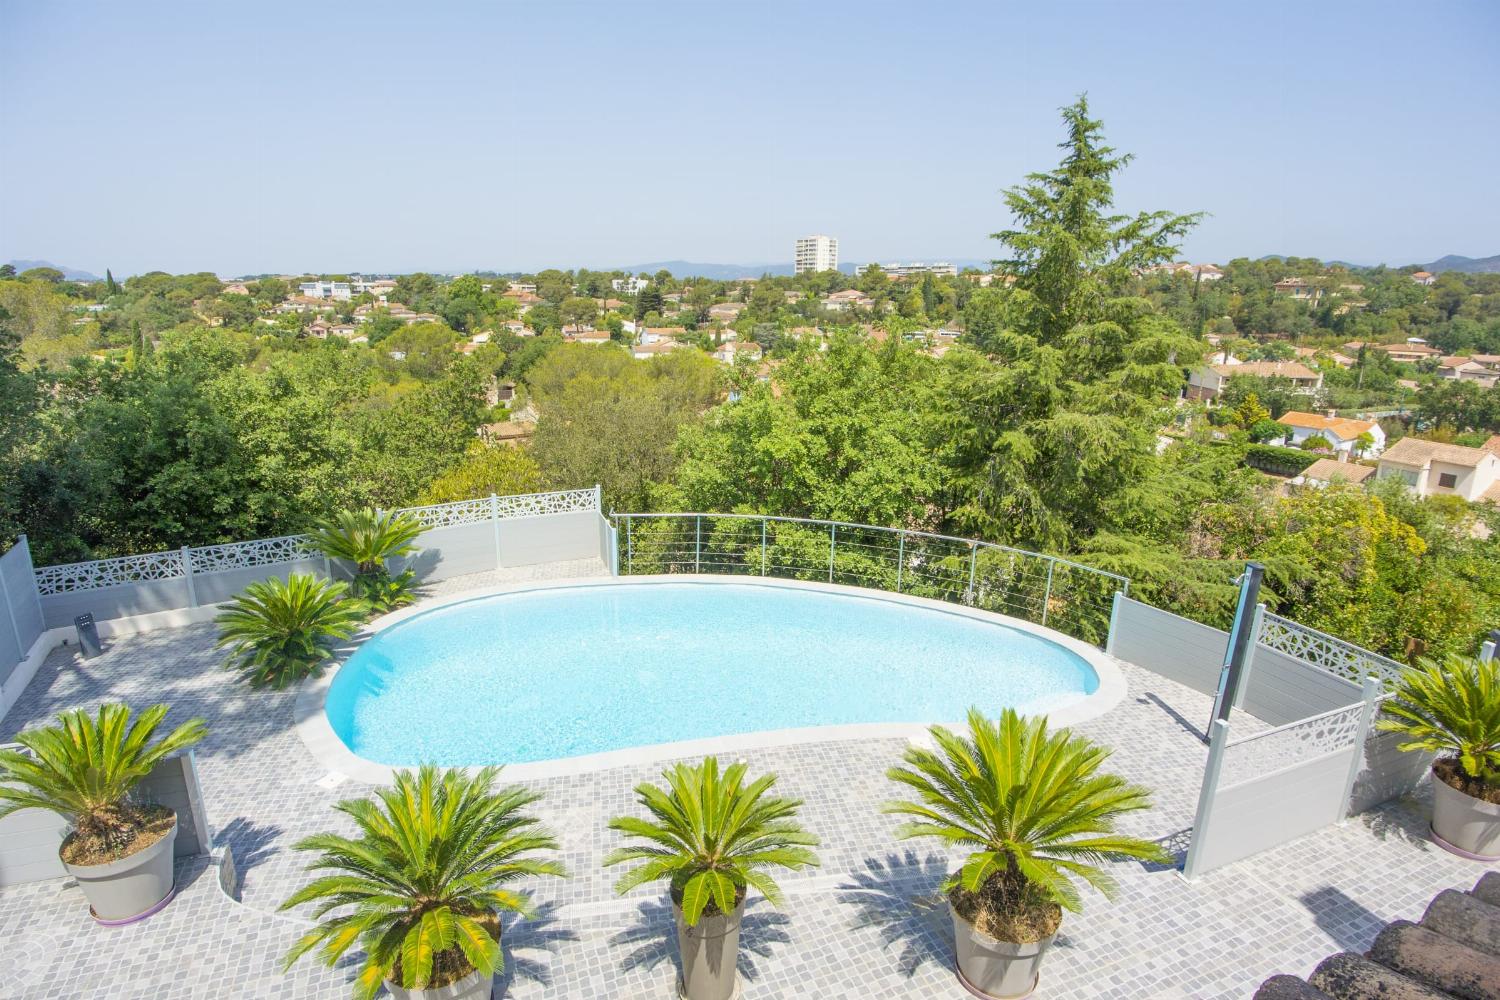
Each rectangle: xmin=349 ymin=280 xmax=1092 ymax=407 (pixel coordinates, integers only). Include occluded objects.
xmin=325 ymin=582 xmax=1099 ymax=766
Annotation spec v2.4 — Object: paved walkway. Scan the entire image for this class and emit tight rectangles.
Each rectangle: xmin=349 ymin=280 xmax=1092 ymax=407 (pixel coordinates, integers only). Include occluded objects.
xmin=0 ymin=565 xmax=1488 ymax=999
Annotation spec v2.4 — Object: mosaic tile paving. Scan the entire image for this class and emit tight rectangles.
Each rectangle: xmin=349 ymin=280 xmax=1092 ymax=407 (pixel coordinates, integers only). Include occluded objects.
xmin=1 ymin=565 xmax=1488 ymax=999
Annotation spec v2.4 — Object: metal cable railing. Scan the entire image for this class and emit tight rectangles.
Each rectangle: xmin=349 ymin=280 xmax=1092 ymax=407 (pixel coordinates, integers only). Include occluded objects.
xmin=611 ymin=512 xmax=1128 ymax=645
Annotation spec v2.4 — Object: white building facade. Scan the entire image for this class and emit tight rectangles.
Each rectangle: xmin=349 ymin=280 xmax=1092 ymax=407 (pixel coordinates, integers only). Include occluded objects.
xmin=794 ymin=235 xmax=839 ymax=275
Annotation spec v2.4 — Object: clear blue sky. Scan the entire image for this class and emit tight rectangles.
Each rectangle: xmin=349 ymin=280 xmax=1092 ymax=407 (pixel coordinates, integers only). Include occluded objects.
xmin=3 ymin=1 xmax=1497 ymax=277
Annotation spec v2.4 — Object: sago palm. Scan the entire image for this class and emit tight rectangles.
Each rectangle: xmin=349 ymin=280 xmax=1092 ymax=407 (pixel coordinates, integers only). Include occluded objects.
xmin=215 ymin=574 xmax=363 ymax=687
xmin=603 ymin=756 xmax=820 ymax=925
xmin=0 ymin=703 xmax=207 ymax=856
xmin=281 ymin=765 xmax=567 ymax=1000
xmin=308 ymin=507 xmax=422 ymax=573
xmin=307 ymin=507 xmax=424 ymax=612
xmin=884 ymin=708 xmax=1166 ymax=935
xmin=1380 ymin=654 xmax=1500 ymax=789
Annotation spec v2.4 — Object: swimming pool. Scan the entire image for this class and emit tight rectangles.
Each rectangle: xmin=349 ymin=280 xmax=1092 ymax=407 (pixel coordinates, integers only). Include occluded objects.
xmin=318 ymin=578 xmax=1115 ymax=771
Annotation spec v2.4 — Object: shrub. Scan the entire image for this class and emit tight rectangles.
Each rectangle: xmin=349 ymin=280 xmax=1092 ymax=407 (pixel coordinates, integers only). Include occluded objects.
xmin=216 ymin=574 xmax=363 ymax=687
xmin=1380 ymin=654 xmax=1500 ymax=802
xmin=1244 ymin=443 xmax=1319 ymax=475
xmin=0 ymin=703 xmax=206 ymax=862
xmin=307 ymin=507 xmax=424 ymax=612
xmin=281 ymin=765 xmax=566 ymax=999
xmin=604 ymin=756 xmax=820 ymax=925
xmin=884 ymin=709 xmax=1167 ymax=942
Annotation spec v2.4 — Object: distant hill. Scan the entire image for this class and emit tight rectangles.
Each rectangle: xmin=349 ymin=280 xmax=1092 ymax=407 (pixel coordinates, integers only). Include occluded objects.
xmin=1422 ymin=254 xmax=1500 ymax=274
xmin=5 ymin=259 xmax=101 ymax=282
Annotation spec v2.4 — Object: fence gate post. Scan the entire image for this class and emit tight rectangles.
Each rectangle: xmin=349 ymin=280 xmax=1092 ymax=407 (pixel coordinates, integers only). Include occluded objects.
xmin=1208 ymin=562 xmax=1264 ymax=735
xmin=1339 ymin=675 xmax=1384 ymax=822
xmin=181 ymin=546 xmax=198 ymax=608
xmin=489 ymin=493 xmax=502 ymax=570
xmin=760 ymin=520 xmax=767 ymax=576
xmin=828 ymin=523 xmax=836 ymax=582
xmin=1106 ymin=590 xmax=1123 ymax=656
xmin=965 ymin=543 xmax=977 ymax=605
xmin=1182 ymin=717 xmax=1232 ymax=881
xmin=1041 ymin=560 xmax=1055 ymax=626
xmin=895 ymin=532 xmax=905 ymax=593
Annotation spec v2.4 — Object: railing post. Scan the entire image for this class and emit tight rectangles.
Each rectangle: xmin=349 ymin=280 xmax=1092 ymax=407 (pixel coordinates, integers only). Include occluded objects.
xmin=828 ymin=523 xmax=836 ymax=582
xmin=181 ymin=546 xmax=198 ymax=608
xmin=760 ymin=519 xmax=767 ymax=576
xmin=965 ymin=543 xmax=977 ymax=605
xmin=593 ymin=483 xmax=602 ymax=512
xmin=895 ymin=531 xmax=905 ymax=593
xmin=489 ymin=493 xmax=502 ymax=570
xmin=1041 ymin=559 xmax=1055 ymax=626
xmin=625 ymin=516 xmax=633 ymax=575
xmin=1339 ymin=675 xmax=1384 ymax=822
xmin=1106 ymin=590 xmax=1123 ymax=656
xmin=1182 ymin=717 xmax=1232 ymax=881
xmin=694 ymin=515 xmax=701 ymax=574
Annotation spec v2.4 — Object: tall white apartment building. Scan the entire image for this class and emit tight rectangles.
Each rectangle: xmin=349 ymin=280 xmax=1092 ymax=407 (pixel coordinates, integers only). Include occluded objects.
xmin=298 ymin=280 xmax=352 ymax=301
xmin=854 ymin=261 xmax=958 ymax=278
xmin=794 ymin=235 xmax=839 ymax=274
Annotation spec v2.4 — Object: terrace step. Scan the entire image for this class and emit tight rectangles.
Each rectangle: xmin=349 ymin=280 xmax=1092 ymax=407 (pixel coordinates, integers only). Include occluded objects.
xmin=1472 ymin=872 xmax=1500 ymax=909
xmin=1422 ymin=889 xmax=1500 ymax=958
xmin=1254 ymin=974 xmax=1336 ymax=1000
xmin=1367 ymin=921 xmax=1500 ymax=1000
xmin=1308 ymin=952 xmax=1454 ymax=1000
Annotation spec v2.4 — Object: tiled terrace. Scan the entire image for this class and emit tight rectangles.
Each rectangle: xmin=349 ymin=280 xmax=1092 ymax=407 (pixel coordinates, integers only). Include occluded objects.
xmin=0 ymin=563 xmax=1487 ymax=999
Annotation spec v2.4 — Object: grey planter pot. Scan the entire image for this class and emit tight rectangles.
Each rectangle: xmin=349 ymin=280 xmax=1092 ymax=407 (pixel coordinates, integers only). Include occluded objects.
xmin=62 ymin=816 xmax=178 ymax=923
xmin=674 ymin=898 xmax=745 ymax=1000
xmin=384 ymin=967 xmax=492 ymax=1000
xmin=1430 ymin=769 xmax=1500 ymax=861
xmin=952 ymin=907 xmax=1054 ymax=1000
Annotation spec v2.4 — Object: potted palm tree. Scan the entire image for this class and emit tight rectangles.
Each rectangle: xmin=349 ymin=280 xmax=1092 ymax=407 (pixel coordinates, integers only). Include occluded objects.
xmin=604 ymin=757 xmax=820 ymax=1000
xmin=307 ymin=507 xmax=424 ymax=613
xmin=281 ymin=764 xmax=567 ymax=1000
xmin=1380 ymin=654 xmax=1500 ymax=860
xmin=0 ymin=703 xmax=207 ymax=922
xmin=216 ymin=574 xmax=363 ymax=688
xmin=884 ymin=708 xmax=1167 ymax=1000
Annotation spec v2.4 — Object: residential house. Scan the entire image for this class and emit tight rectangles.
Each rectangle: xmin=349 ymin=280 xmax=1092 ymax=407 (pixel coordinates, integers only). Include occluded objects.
xmin=632 ymin=340 xmax=685 ymax=360
xmin=707 ymin=302 xmax=746 ymax=322
xmin=1273 ymin=277 xmax=1322 ymax=303
xmin=508 ymin=282 xmax=537 ymax=294
xmin=563 ymin=328 xmax=611 ymax=345
xmin=1296 ymin=458 xmax=1377 ymax=487
xmin=298 ymin=281 xmax=352 ymax=301
xmin=823 ymin=289 xmax=874 ymax=312
xmin=500 ymin=319 xmax=531 ymax=336
xmin=1185 ymin=358 xmax=1323 ymax=401
xmin=330 ymin=324 xmax=359 ymax=340
xmin=712 ymin=341 xmax=762 ymax=363
xmin=1411 ymin=271 xmax=1437 ymax=286
xmin=637 ymin=327 xmax=679 ymax=345
xmin=1376 ymin=436 xmax=1500 ymax=504
xmin=611 ymin=276 xmax=649 ymax=294
xmin=1276 ymin=411 xmax=1386 ymax=458
xmin=1438 ymin=356 xmax=1499 ymax=387
xmin=1294 ymin=346 xmax=1356 ymax=369
xmin=1343 ymin=341 xmax=1441 ymax=364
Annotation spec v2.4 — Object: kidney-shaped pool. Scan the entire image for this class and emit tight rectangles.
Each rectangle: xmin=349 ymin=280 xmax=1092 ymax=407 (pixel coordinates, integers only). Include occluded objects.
xmin=323 ymin=580 xmax=1112 ymax=768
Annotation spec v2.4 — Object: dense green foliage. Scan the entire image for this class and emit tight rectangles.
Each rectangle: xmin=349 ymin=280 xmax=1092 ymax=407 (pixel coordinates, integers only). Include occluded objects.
xmin=215 ymin=574 xmax=363 ymax=687
xmin=281 ymin=765 xmax=567 ymax=999
xmin=1380 ymin=655 xmax=1500 ymax=789
xmin=2 ymin=99 xmax=1497 ymax=661
xmin=884 ymin=709 xmax=1165 ymax=936
xmin=0 ymin=703 xmax=207 ymax=856
xmin=604 ymin=757 xmax=820 ymax=926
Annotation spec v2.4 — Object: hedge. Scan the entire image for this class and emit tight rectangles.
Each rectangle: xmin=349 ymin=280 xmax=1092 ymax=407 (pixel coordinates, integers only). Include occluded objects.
xmin=1245 ymin=443 xmax=1319 ymax=475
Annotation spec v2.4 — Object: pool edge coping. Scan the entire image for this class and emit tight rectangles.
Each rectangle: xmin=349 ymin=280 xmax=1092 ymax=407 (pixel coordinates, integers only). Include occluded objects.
xmin=293 ymin=574 xmax=1128 ymax=785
